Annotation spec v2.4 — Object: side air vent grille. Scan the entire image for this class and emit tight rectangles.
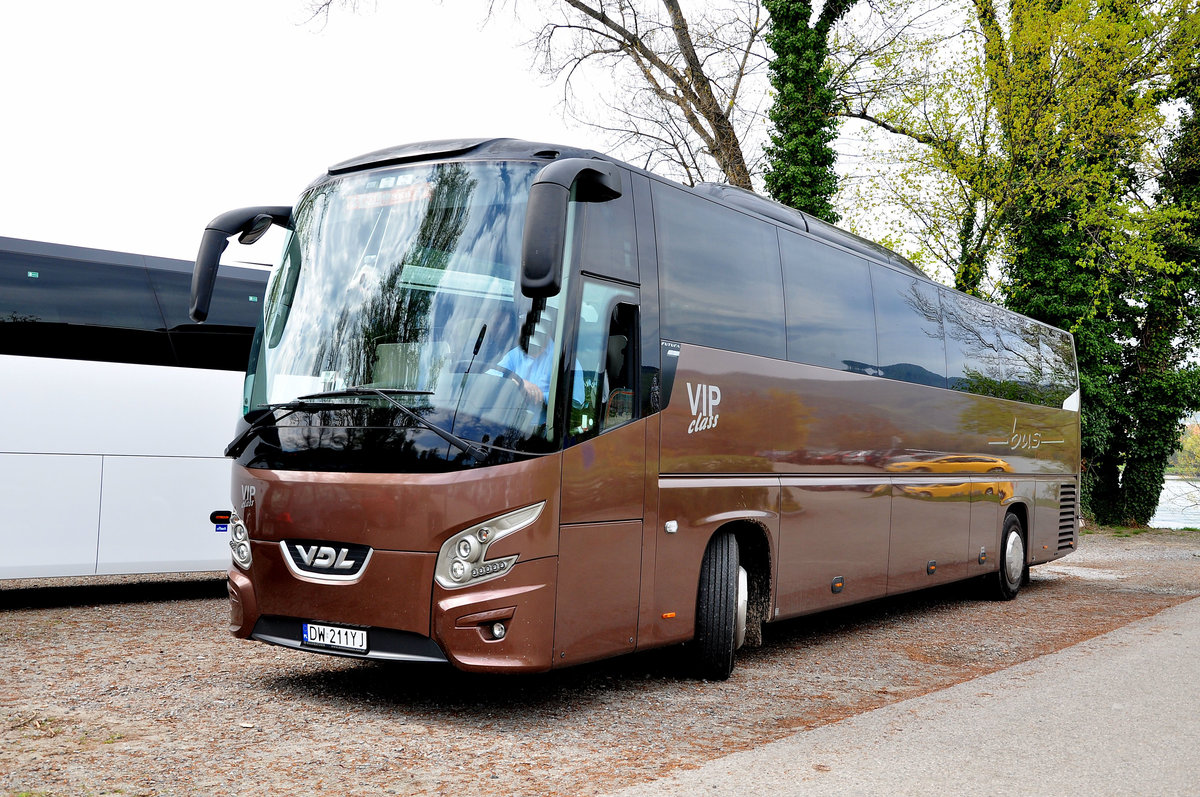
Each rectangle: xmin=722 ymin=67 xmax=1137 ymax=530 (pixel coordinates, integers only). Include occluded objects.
xmin=1058 ymin=483 xmax=1078 ymax=551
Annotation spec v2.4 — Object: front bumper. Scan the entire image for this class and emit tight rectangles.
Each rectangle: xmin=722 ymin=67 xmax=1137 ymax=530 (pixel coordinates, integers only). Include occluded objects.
xmin=227 ymin=551 xmax=558 ymax=673
xmin=250 ymin=615 xmax=447 ymax=663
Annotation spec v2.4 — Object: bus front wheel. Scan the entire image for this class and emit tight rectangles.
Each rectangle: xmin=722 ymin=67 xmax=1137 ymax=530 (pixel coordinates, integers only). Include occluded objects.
xmin=988 ymin=514 xmax=1026 ymax=601
xmin=695 ymin=532 xmax=747 ymax=680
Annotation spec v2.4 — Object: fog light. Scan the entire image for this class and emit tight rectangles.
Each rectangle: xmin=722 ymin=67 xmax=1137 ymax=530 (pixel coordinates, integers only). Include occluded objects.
xmin=456 ymin=538 xmax=477 ymax=561
xmin=491 ymin=622 xmax=507 ymax=640
xmin=450 ymin=560 xmax=467 ymax=581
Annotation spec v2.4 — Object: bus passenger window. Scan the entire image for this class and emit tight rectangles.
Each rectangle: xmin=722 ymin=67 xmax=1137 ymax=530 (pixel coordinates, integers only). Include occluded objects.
xmin=943 ymin=288 xmax=1007 ymax=395
xmin=570 ymin=280 xmax=639 ymax=440
xmin=872 ymin=265 xmax=947 ymax=388
xmin=780 ymin=230 xmax=877 ymax=373
xmin=652 ymin=182 xmax=785 ymax=359
xmin=1040 ymin=326 xmax=1078 ymax=407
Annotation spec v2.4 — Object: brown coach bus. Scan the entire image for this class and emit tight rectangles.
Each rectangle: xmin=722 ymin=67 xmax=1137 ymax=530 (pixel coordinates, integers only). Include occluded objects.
xmin=190 ymin=138 xmax=1080 ymax=679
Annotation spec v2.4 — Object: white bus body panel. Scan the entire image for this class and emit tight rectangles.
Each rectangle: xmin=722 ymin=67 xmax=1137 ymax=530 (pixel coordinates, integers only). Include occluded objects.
xmin=95 ymin=455 xmax=235 ymax=575
xmin=1 ymin=453 xmax=103 ymax=578
xmin=0 ymin=354 xmax=243 ymax=578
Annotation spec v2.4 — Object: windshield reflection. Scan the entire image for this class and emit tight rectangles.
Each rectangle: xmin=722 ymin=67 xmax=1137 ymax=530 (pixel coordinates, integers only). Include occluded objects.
xmin=243 ymin=160 xmax=570 ymax=469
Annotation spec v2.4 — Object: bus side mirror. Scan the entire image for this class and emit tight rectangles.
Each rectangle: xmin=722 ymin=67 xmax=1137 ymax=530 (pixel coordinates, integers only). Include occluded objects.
xmin=190 ymin=205 xmax=292 ymax=322
xmin=521 ymin=159 xmax=623 ymax=298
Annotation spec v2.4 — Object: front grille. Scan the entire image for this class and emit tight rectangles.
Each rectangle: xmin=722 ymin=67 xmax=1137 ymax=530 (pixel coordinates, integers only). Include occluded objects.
xmin=1058 ymin=483 xmax=1078 ymax=551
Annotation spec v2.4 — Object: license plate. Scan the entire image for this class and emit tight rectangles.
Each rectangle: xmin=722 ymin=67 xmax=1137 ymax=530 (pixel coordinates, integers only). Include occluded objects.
xmin=301 ymin=622 xmax=368 ymax=653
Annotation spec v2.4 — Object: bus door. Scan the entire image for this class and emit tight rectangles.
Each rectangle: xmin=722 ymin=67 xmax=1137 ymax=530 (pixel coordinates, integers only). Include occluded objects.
xmin=554 ymin=278 xmax=644 ymax=666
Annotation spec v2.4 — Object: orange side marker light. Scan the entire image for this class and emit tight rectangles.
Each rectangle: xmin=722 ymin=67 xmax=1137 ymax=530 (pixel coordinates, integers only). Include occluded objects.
xmin=662 ymin=612 xmax=676 ymax=619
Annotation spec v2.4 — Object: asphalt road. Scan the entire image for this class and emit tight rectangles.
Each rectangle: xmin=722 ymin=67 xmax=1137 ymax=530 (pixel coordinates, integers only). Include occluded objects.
xmin=607 ymin=596 xmax=1200 ymax=797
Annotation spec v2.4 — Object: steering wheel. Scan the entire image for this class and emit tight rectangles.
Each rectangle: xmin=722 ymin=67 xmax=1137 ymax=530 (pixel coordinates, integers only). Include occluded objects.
xmin=487 ymin=364 xmax=528 ymax=389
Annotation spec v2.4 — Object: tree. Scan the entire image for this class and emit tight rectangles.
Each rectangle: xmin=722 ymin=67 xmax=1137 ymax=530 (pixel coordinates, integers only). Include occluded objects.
xmin=1002 ymin=0 xmax=1200 ymax=525
xmin=494 ymin=0 xmax=772 ymax=188
xmin=1101 ymin=52 xmax=1200 ymax=522
xmin=762 ymin=0 xmax=858 ymax=222
xmin=833 ymin=0 xmax=1002 ymax=291
xmin=837 ymin=0 xmax=1200 ymax=523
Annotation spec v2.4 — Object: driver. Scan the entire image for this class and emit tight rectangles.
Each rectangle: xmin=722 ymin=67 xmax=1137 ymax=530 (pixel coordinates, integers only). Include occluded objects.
xmin=496 ymin=309 xmax=585 ymax=406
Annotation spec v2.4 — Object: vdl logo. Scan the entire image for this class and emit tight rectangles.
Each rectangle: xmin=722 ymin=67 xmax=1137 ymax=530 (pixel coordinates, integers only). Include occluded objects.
xmin=296 ymin=545 xmax=357 ymax=571
xmin=686 ymin=382 xmax=721 ymax=435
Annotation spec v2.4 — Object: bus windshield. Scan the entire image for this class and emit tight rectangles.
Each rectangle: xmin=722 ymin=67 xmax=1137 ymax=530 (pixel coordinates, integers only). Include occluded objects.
xmin=243 ymin=160 xmax=571 ymax=467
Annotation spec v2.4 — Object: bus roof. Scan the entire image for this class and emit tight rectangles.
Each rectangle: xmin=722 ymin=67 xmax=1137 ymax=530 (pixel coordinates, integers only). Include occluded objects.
xmin=320 ymin=138 xmax=925 ymax=279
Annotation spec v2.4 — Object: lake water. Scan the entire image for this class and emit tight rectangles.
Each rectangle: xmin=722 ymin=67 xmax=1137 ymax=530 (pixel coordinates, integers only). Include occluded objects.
xmin=1150 ymin=477 xmax=1200 ymax=529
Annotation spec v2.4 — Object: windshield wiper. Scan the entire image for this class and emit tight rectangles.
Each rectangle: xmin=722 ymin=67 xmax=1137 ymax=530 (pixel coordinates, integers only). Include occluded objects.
xmin=224 ymin=398 xmax=366 ymax=458
xmin=299 ymin=387 xmax=489 ymax=464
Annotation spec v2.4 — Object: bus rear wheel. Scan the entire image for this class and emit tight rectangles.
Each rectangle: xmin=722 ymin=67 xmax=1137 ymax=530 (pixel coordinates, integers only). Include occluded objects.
xmin=695 ymin=532 xmax=747 ymax=680
xmin=987 ymin=514 xmax=1026 ymax=601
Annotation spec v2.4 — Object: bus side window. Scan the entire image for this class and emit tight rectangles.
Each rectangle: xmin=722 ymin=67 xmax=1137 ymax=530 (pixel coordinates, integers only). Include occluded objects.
xmin=780 ymin=230 xmax=877 ymax=374
xmin=601 ymin=302 xmax=638 ymax=431
xmin=574 ymin=185 xmax=638 ymax=284
xmin=571 ymin=280 xmax=639 ymax=440
xmin=872 ymin=264 xmax=948 ymax=389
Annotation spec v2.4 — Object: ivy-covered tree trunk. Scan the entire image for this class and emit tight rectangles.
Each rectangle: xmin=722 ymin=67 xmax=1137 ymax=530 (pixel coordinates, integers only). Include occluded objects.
xmin=1122 ymin=70 xmax=1200 ymax=524
xmin=762 ymin=0 xmax=856 ymax=223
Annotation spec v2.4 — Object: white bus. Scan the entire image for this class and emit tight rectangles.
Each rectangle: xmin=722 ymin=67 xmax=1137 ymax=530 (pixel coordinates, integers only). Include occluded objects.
xmin=0 ymin=236 xmax=267 ymax=579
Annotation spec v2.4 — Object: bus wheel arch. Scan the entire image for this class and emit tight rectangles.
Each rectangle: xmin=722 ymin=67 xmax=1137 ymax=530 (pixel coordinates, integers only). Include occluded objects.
xmin=693 ymin=522 xmax=772 ymax=680
xmin=728 ymin=522 xmax=771 ymax=649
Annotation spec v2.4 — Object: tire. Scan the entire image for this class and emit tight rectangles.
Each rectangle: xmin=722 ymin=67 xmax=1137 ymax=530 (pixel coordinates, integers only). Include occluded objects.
xmin=987 ymin=514 xmax=1026 ymax=601
xmin=695 ymin=532 xmax=742 ymax=680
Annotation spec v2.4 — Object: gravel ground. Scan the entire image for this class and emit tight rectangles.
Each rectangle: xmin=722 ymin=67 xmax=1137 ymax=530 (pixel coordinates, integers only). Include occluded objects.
xmin=2 ymin=527 xmax=1198 ymax=797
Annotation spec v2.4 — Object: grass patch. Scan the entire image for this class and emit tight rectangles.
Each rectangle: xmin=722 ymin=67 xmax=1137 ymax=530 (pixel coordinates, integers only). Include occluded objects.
xmin=1081 ymin=523 xmax=1169 ymax=538
xmin=1109 ymin=526 xmax=1151 ymax=538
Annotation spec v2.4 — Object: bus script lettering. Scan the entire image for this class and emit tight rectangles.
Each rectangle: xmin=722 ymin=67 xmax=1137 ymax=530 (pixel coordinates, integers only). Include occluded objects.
xmin=988 ymin=417 xmax=1066 ymax=451
xmin=686 ymin=382 xmax=721 ymax=434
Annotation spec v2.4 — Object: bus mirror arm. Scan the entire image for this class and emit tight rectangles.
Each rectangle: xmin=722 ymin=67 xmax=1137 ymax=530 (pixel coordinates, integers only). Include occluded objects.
xmin=189 ymin=205 xmax=293 ymax=322
xmin=520 ymin=159 xmax=622 ymax=298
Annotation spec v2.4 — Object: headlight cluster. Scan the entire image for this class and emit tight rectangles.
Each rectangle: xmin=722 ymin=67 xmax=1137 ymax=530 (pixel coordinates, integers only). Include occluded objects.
xmin=229 ymin=511 xmax=252 ymax=570
xmin=434 ymin=502 xmax=544 ymax=590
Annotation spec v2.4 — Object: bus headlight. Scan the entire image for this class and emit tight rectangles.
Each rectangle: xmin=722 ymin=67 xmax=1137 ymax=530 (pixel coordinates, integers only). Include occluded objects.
xmin=229 ymin=512 xmax=252 ymax=570
xmin=434 ymin=502 xmax=544 ymax=590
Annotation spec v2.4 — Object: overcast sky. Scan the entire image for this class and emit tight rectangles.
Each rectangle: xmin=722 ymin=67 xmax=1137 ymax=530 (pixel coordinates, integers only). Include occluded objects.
xmin=0 ymin=0 xmax=608 ymax=263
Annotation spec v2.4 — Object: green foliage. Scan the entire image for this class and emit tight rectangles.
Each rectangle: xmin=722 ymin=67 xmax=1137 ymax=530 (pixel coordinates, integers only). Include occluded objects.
xmin=1170 ymin=426 xmax=1200 ymax=476
xmin=763 ymin=0 xmax=857 ymax=222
